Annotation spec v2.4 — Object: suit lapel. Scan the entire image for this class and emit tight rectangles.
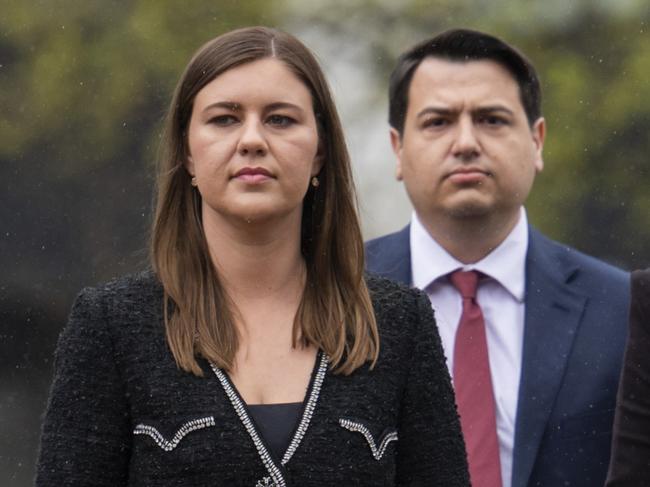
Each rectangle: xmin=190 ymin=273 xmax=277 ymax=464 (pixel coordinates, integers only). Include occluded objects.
xmin=511 ymin=229 xmax=587 ymax=487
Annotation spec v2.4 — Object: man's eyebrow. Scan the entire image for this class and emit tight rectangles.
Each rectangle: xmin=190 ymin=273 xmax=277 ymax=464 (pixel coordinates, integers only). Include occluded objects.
xmin=415 ymin=105 xmax=516 ymax=119
xmin=473 ymin=106 xmax=515 ymax=116
xmin=415 ymin=107 xmax=457 ymax=119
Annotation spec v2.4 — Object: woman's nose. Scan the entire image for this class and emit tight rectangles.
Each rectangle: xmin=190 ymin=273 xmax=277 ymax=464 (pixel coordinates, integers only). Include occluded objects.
xmin=237 ymin=118 xmax=268 ymax=157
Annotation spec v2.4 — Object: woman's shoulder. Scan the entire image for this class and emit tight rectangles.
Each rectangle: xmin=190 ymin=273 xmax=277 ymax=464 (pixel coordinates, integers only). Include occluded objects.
xmin=365 ymin=272 xmax=428 ymax=313
xmin=363 ymin=273 xmax=448 ymax=384
xmin=76 ymin=269 xmax=162 ymax=304
xmin=364 ymin=272 xmax=434 ymax=337
xmin=69 ymin=269 xmax=163 ymax=324
xmin=53 ymin=271 xmax=163 ymax=367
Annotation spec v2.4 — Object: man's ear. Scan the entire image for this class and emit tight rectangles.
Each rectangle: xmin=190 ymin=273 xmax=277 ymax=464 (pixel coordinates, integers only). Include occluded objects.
xmin=390 ymin=127 xmax=404 ymax=181
xmin=531 ymin=117 xmax=545 ymax=173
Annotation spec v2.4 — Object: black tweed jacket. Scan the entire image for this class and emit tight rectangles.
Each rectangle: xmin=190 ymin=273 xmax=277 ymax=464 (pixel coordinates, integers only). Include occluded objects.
xmin=36 ymin=271 xmax=469 ymax=486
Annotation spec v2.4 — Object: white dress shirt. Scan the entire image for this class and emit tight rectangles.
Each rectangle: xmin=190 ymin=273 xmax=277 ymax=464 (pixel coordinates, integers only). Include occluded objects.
xmin=410 ymin=208 xmax=528 ymax=487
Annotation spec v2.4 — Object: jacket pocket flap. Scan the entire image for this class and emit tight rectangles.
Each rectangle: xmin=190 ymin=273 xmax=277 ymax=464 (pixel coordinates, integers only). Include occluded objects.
xmin=339 ymin=417 xmax=398 ymax=460
xmin=133 ymin=416 xmax=215 ymax=451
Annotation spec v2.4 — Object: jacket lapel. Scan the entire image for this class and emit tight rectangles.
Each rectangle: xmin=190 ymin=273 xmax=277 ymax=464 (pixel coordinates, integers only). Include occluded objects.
xmin=511 ymin=229 xmax=587 ymax=486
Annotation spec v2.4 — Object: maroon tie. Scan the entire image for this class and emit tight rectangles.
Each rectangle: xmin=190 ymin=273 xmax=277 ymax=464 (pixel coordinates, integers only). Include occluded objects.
xmin=450 ymin=270 xmax=503 ymax=487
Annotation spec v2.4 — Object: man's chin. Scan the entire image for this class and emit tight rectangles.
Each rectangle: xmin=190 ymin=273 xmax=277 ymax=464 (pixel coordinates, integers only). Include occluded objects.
xmin=445 ymin=201 xmax=492 ymax=219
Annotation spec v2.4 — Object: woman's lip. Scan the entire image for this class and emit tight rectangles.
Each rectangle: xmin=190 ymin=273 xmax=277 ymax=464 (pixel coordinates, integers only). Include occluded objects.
xmin=235 ymin=173 xmax=272 ymax=184
xmin=232 ymin=167 xmax=274 ymax=184
xmin=233 ymin=166 xmax=273 ymax=178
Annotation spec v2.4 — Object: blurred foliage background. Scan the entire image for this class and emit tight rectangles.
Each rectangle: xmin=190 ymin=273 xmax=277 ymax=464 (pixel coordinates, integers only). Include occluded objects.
xmin=1 ymin=0 xmax=648 ymax=484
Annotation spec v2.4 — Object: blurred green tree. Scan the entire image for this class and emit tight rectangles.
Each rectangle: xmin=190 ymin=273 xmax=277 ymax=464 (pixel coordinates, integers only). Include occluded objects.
xmin=290 ymin=0 xmax=650 ymax=268
xmin=1 ymin=0 xmax=285 ymax=293
xmin=0 ymin=2 xmax=285 ymax=485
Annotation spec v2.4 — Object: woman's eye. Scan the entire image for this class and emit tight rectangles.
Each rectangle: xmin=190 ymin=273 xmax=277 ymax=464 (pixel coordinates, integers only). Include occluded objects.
xmin=267 ymin=114 xmax=295 ymax=127
xmin=209 ymin=115 xmax=238 ymax=126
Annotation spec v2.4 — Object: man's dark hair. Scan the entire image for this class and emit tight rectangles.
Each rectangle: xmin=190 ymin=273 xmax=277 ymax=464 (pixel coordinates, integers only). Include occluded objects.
xmin=389 ymin=28 xmax=542 ymax=134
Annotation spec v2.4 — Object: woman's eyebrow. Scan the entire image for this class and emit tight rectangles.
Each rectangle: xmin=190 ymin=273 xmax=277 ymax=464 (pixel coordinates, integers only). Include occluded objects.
xmin=265 ymin=102 xmax=303 ymax=112
xmin=202 ymin=101 xmax=241 ymax=113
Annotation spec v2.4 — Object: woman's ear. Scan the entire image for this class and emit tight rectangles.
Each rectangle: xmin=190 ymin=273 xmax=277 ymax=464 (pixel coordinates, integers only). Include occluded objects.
xmin=185 ymin=154 xmax=195 ymax=177
xmin=311 ymin=142 xmax=325 ymax=177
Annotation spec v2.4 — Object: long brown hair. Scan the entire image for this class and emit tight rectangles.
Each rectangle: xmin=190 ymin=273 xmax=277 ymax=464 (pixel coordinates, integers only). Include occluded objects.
xmin=151 ymin=26 xmax=378 ymax=376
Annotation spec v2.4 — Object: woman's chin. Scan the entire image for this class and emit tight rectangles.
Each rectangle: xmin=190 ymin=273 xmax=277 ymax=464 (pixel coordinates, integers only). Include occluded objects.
xmin=212 ymin=205 xmax=302 ymax=228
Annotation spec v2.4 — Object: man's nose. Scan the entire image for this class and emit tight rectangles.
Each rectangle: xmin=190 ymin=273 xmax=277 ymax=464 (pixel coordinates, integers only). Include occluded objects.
xmin=237 ymin=118 xmax=268 ymax=157
xmin=451 ymin=117 xmax=480 ymax=161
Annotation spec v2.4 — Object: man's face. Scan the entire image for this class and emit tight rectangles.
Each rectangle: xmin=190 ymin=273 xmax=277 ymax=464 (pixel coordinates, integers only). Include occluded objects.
xmin=391 ymin=57 xmax=545 ymax=226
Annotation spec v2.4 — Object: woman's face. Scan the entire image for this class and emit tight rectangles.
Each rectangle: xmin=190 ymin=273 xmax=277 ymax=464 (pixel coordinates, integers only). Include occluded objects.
xmin=186 ymin=58 xmax=323 ymax=227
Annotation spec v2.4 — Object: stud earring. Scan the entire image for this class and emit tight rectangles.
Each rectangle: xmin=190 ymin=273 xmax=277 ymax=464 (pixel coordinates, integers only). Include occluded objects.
xmin=311 ymin=176 xmax=320 ymax=188
xmin=191 ymin=176 xmax=198 ymax=187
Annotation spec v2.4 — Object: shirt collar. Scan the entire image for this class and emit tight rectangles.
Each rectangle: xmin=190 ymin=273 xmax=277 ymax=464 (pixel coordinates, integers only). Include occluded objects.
xmin=410 ymin=208 xmax=528 ymax=302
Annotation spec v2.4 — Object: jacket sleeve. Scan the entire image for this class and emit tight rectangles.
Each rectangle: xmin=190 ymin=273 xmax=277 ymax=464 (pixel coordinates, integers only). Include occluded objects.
xmin=395 ymin=291 xmax=470 ymax=486
xmin=35 ymin=288 xmax=131 ymax=486
xmin=606 ymin=269 xmax=650 ymax=487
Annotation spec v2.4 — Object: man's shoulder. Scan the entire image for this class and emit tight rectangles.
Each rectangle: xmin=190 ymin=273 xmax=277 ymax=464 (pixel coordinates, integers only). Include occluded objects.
xmin=365 ymin=226 xmax=412 ymax=284
xmin=366 ymin=226 xmax=410 ymax=254
xmin=529 ymin=228 xmax=629 ymax=287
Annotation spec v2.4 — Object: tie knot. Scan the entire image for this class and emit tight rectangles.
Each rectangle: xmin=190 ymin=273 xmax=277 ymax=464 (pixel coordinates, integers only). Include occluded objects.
xmin=449 ymin=270 xmax=479 ymax=299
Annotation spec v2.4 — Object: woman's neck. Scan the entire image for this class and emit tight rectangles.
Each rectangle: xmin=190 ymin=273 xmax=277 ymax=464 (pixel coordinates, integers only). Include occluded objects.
xmin=202 ymin=210 xmax=306 ymax=302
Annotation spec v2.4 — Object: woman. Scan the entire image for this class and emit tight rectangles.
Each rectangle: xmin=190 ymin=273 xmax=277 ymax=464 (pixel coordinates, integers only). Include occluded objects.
xmin=606 ymin=269 xmax=650 ymax=486
xmin=36 ymin=27 xmax=468 ymax=486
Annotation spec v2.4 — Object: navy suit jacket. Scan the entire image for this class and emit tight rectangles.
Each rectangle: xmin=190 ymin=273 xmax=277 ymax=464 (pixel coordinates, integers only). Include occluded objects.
xmin=366 ymin=224 xmax=630 ymax=487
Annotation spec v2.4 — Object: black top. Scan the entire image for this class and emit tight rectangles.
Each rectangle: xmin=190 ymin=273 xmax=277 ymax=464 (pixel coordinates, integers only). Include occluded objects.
xmin=248 ymin=402 xmax=302 ymax=460
xmin=36 ymin=270 xmax=469 ymax=486
xmin=606 ymin=269 xmax=650 ymax=486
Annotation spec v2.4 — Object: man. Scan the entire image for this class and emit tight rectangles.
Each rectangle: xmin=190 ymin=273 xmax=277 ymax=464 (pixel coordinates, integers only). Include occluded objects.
xmin=366 ymin=29 xmax=630 ymax=487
